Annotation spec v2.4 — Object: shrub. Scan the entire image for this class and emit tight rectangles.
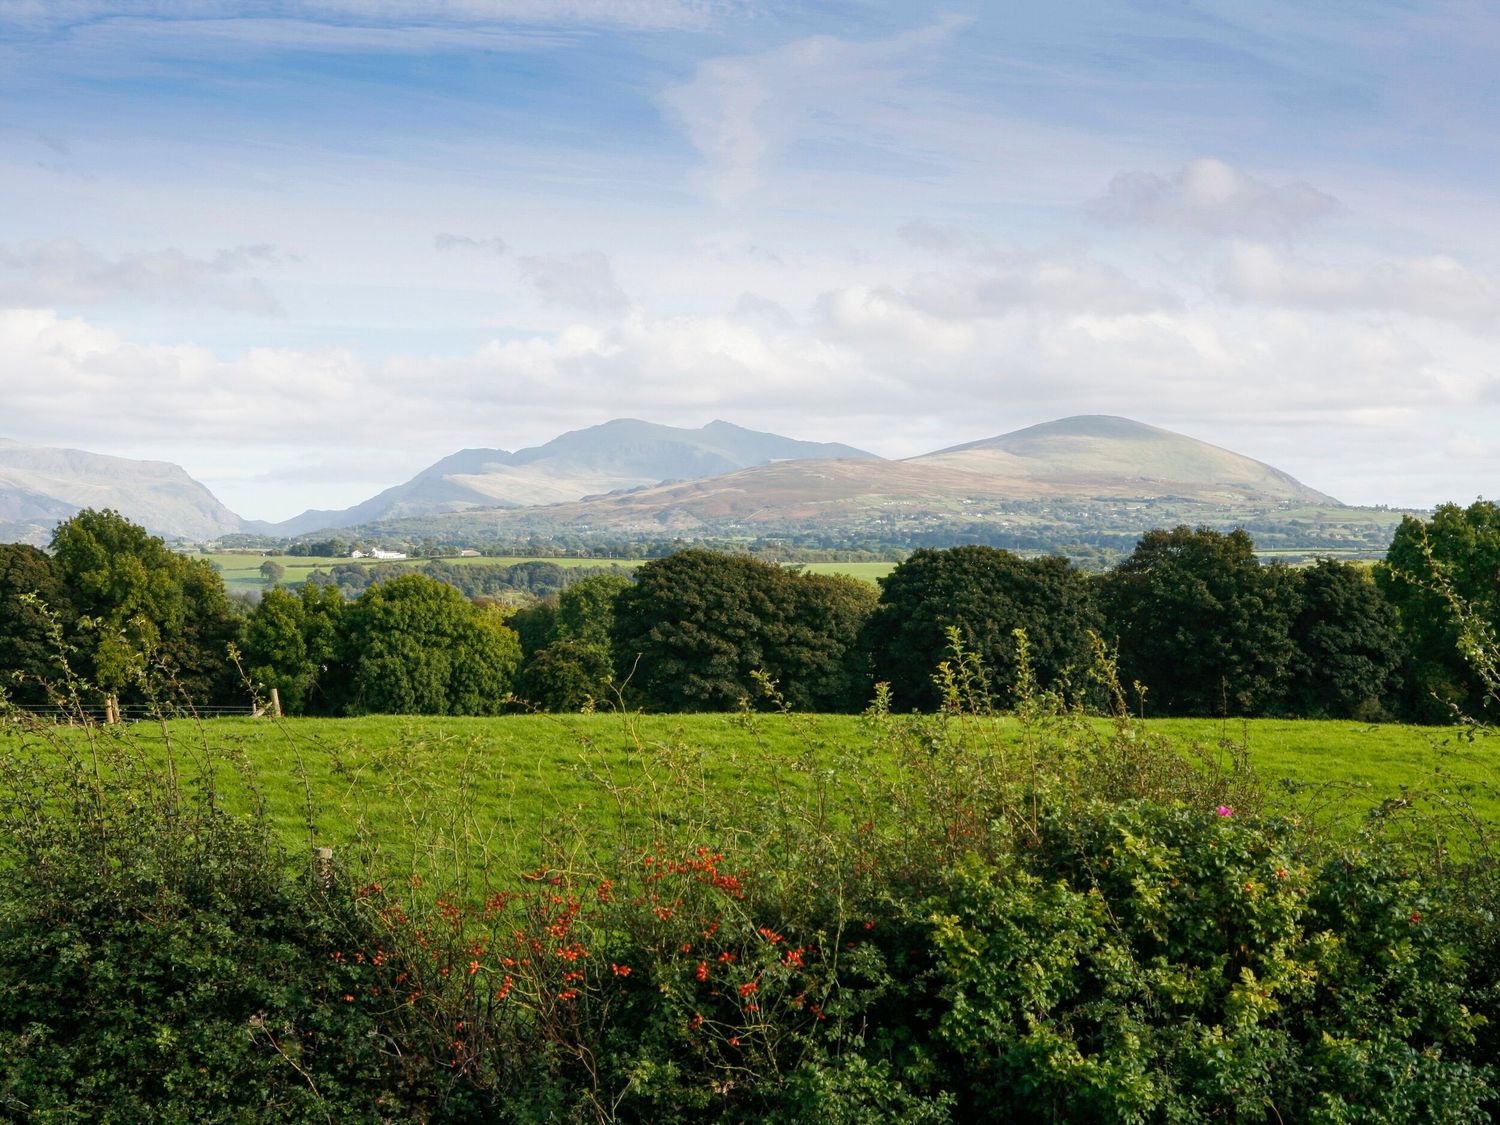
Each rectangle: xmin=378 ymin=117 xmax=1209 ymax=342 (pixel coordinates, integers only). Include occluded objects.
xmin=0 ymin=725 xmax=477 ymax=1122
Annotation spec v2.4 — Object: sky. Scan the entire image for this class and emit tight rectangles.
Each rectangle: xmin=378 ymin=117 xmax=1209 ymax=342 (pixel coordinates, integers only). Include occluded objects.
xmin=1 ymin=0 xmax=1497 ymax=521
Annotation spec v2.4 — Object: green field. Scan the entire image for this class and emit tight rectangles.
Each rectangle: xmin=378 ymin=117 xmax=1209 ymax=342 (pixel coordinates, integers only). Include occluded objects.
xmin=195 ymin=552 xmax=642 ymax=592
xmin=8 ymin=713 xmax=1492 ymax=871
xmin=793 ymin=561 xmax=895 ymax=582
xmin=194 ymin=552 xmax=893 ymax=592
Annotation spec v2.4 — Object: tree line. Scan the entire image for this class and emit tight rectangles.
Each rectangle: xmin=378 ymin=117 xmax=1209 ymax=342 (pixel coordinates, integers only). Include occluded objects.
xmin=2 ymin=503 xmax=1497 ymax=721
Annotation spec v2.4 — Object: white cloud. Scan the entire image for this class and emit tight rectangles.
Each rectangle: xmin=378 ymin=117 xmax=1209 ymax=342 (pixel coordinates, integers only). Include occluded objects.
xmin=660 ymin=17 xmax=967 ymax=204
xmin=1217 ymin=241 xmax=1500 ymax=330
xmin=517 ymin=250 xmax=629 ymax=314
xmin=1091 ymin=157 xmax=1340 ymax=239
xmin=434 ymin=232 xmax=508 ymax=256
xmin=0 ymin=239 xmax=285 ymax=313
xmin=4 ymin=290 xmax=1498 ymax=516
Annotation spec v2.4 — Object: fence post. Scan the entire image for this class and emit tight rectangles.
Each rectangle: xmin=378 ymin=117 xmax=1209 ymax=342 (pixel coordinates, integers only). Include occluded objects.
xmin=104 ymin=695 xmax=120 ymax=724
xmin=313 ymin=846 xmax=334 ymax=889
xmin=269 ymin=687 xmax=282 ymax=718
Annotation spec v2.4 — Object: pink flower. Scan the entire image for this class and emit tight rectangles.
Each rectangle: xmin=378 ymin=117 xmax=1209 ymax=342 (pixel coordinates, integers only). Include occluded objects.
xmin=1215 ymin=806 xmax=1233 ymax=817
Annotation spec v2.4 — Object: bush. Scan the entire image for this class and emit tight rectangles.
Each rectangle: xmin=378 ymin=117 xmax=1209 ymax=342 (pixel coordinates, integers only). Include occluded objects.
xmin=0 ymin=726 xmax=478 ymax=1122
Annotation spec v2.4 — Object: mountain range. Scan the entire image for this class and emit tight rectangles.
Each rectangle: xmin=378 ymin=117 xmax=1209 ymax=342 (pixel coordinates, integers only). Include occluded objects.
xmin=0 ymin=415 xmax=1341 ymax=547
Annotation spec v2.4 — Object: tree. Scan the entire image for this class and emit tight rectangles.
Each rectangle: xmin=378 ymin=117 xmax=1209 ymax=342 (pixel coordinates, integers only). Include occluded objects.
xmin=778 ymin=573 xmax=878 ymax=711
xmin=864 ymin=546 xmax=1100 ymax=711
xmin=611 ymin=551 xmax=788 ymax=712
xmin=241 ymin=583 xmax=345 ymax=715
xmin=610 ymin=551 xmax=876 ymax=712
xmin=1098 ymin=527 xmax=1295 ymax=716
xmin=259 ymin=560 xmax=286 ymax=587
xmin=555 ymin=573 xmax=631 ymax=648
xmin=0 ymin=544 xmax=73 ymax=706
xmin=1284 ymin=559 xmax=1405 ymax=719
xmin=337 ymin=574 xmax=520 ymax=715
xmin=1375 ymin=500 xmax=1500 ymax=721
xmin=49 ymin=509 xmax=243 ymax=706
xmin=516 ymin=639 xmax=616 ymax=712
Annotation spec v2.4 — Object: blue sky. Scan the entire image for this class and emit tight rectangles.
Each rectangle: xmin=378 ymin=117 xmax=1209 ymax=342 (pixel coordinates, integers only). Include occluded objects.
xmin=1 ymin=1 xmax=1496 ymax=519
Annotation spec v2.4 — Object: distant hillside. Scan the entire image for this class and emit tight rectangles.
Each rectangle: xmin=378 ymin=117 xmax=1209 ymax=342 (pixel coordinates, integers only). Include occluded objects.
xmin=914 ymin=416 xmax=1339 ymax=506
xmin=346 ymin=414 xmax=1338 ymax=541
xmin=274 ymin=419 xmax=877 ymax=535
xmin=0 ymin=439 xmax=246 ymax=545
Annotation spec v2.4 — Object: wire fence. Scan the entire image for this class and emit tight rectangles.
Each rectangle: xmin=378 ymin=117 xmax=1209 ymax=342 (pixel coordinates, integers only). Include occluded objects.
xmin=3 ymin=694 xmax=278 ymax=726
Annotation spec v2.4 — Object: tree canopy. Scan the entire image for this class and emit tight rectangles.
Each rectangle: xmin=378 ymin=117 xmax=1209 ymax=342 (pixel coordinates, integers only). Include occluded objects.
xmin=338 ymin=573 xmax=521 ymax=715
xmin=864 ymin=546 xmax=1100 ymax=710
xmin=1099 ymin=527 xmax=1295 ymax=716
xmin=48 ymin=509 xmax=241 ymax=705
xmin=1375 ymin=500 xmax=1500 ymax=722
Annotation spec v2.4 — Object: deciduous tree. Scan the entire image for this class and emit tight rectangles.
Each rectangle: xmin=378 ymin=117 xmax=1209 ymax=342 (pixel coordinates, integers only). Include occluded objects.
xmin=864 ymin=546 xmax=1100 ymax=710
xmin=1099 ymin=527 xmax=1295 ymax=716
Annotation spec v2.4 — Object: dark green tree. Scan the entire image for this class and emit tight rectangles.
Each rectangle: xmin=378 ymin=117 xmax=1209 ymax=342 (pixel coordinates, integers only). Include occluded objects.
xmin=516 ymin=638 xmax=617 ymax=712
xmin=0 ymin=544 xmax=73 ymax=706
xmin=555 ymin=573 xmax=631 ymax=648
xmin=778 ymin=572 xmax=878 ymax=711
xmin=864 ymin=546 xmax=1100 ymax=711
xmin=1098 ymin=526 xmax=1295 ymax=716
xmin=241 ymin=583 xmax=346 ymax=715
xmin=259 ymin=559 xmax=286 ymax=587
xmin=1285 ymin=559 xmax=1405 ymax=719
xmin=611 ymin=550 xmax=788 ymax=711
xmin=49 ymin=509 xmax=243 ymax=707
xmin=611 ymin=551 xmax=876 ymax=712
xmin=337 ymin=574 xmax=520 ymax=715
xmin=506 ymin=599 xmax=559 ymax=659
xmin=1375 ymin=500 xmax=1500 ymax=722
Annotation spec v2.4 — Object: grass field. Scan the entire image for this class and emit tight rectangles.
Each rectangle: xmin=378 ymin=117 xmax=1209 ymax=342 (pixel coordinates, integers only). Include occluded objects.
xmin=793 ymin=561 xmax=895 ymax=583
xmin=193 ymin=552 xmax=893 ymax=592
xmin=194 ymin=552 xmax=643 ymax=592
xmin=8 ymin=712 xmax=1492 ymax=873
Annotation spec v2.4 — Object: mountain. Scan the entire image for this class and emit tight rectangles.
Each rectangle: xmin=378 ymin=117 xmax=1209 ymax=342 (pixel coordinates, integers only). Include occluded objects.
xmin=0 ymin=438 xmax=247 ymax=545
xmin=912 ymin=416 xmax=1338 ymax=505
xmin=274 ymin=419 xmax=877 ymax=534
xmin=348 ymin=415 xmax=1339 ymax=540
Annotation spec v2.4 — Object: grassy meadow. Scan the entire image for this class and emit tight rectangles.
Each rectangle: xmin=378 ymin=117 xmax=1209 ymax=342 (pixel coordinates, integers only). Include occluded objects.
xmin=8 ymin=711 xmax=1492 ymax=872
xmin=193 ymin=551 xmax=894 ymax=592
xmin=196 ymin=551 xmax=643 ymax=591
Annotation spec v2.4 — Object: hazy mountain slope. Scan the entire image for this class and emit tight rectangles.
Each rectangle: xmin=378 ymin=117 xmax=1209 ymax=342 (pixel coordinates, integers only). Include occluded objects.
xmin=916 ymin=415 xmax=1338 ymax=505
xmin=351 ymin=414 xmax=1339 ymax=539
xmin=0 ymin=439 xmax=246 ymax=543
xmin=274 ymin=419 xmax=877 ymax=534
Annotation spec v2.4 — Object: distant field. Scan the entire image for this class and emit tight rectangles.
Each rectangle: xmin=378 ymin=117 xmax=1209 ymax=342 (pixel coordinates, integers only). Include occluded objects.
xmin=195 ymin=552 xmax=642 ymax=591
xmin=794 ymin=561 xmax=894 ymax=583
xmin=194 ymin=552 xmax=892 ymax=592
xmin=7 ymin=713 xmax=1490 ymax=871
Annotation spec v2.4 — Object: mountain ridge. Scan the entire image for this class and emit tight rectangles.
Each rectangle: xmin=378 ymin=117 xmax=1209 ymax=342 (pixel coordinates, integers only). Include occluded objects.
xmin=0 ymin=415 xmax=1341 ymax=546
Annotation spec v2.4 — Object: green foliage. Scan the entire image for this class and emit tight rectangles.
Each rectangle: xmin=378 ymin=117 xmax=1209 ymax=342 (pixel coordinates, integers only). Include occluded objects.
xmin=0 ymin=730 xmax=473 ymax=1122
xmin=1285 ymin=559 xmax=1406 ymax=719
xmin=610 ymin=550 xmax=874 ymax=712
xmin=554 ymin=572 xmax=631 ymax=649
xmin=516 ymin=638 xmax=615 ymax=711
xmin=49 ymin=509 xmax=242 ymax=706
xmin=260 ymin=559 xmax=286 ymax=586
xmin=339 ymin=573 xmax=521 ymax=715
xmin=865 ymin=546 xmax=1100 ymax=710
xmin=241 ymin=583 xmax=345 ymax=715
xmin=926 ymin=802 xmax=1490 ymax=1122
xmin=1100 ymin=526 xmax=1296 ymax=716
xmin=0 ymin=544 xmax=72 ymax=706
xmin=1376 ymin=500 xmax=1500 ymax=722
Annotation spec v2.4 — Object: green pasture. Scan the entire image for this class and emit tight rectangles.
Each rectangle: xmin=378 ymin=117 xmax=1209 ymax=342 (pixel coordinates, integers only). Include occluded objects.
xmin=195 ymin=552 xmax=642 ymax=591
xmin=193 ymin=552 xmax=890 ymax=592
xmin=6 ymin=713 xmax=1493 ymax=873
xmin=793 ymin=561 xmax=894 ymax=583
